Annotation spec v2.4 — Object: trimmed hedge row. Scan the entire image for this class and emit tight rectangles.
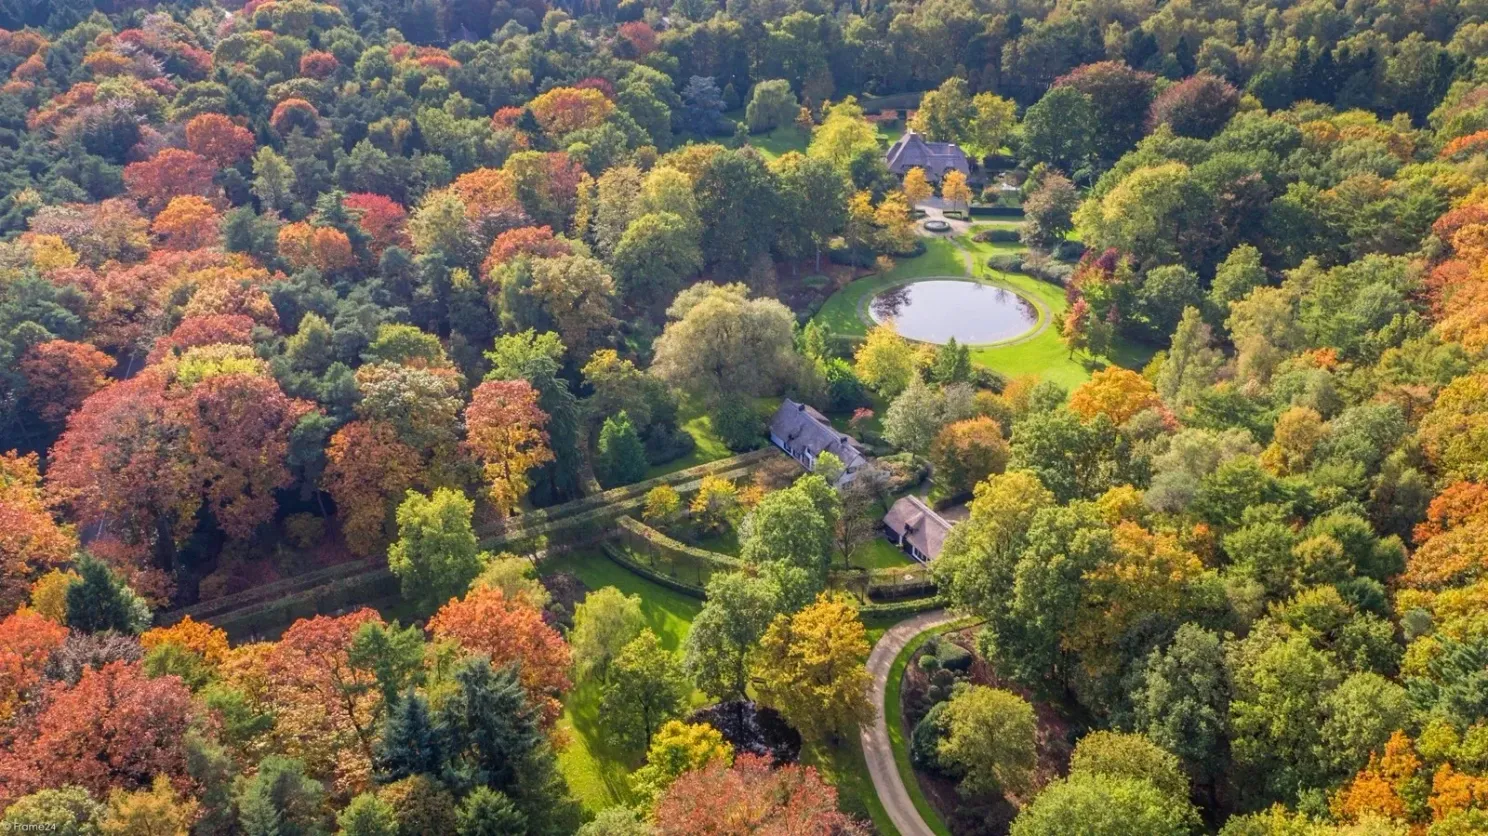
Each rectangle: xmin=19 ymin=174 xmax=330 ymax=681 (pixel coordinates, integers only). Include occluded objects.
xmin=968 ymin=205 xmax=1024 ymax=217
xmin=213 ymin=569 xmax=399 ymax=641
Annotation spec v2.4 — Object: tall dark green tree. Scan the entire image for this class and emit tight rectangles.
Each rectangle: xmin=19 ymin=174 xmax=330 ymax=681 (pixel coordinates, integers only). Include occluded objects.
xmin=596 ymin=411 xmax=648 ymax=488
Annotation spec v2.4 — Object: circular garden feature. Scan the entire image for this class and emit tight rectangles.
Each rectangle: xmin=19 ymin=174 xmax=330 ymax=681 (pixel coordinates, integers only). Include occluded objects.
xmin=869 ymin=278 xmax=1038 ymax=345
xmin=922 ymin=218 xmax=952 ymax=233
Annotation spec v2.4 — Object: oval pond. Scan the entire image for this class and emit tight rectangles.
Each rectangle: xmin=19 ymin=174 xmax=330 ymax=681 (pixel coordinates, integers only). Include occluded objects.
xmin=869 ymin=279 xmax=1037 ymax=345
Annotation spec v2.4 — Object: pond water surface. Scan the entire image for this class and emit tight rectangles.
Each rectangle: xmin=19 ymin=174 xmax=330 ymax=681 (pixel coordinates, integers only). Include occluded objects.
xmin=869 ymin=279 xmax=1037 ymax=345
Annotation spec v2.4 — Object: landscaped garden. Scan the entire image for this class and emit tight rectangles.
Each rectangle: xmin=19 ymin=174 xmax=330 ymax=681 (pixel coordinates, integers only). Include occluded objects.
xmin=813 ymin=230 xmax=1153 ymax=390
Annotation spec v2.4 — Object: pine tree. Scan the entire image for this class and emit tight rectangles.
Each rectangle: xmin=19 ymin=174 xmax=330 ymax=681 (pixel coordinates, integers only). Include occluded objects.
xmin=931 ymin=337 xmax=971 ymax=383
xmin=457 ymin=787 xmax=527 ymax=836
xmin=375 ymin=692 xmax=449 ymax=783
xmin=596 ymin=411 xmax=649 ymax=488
xmin=64 ymin=555 xmax=149 ymax=635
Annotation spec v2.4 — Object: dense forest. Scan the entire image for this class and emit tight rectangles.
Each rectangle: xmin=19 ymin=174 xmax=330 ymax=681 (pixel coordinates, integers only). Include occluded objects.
xmin=3 ymin=0 xmax=1488 ymax=832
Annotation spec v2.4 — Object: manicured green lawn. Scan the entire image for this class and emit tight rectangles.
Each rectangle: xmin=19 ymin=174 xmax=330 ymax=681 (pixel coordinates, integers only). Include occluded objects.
xmin=853 ymin=537 xmax=915 ymax=569
xmin=804 ymin=738 xmax=898 ymax=836
xmin=541 ymin=550 xmax=704 ymax=812
xmin=811 ymin=232 xmax=1155 ymax=391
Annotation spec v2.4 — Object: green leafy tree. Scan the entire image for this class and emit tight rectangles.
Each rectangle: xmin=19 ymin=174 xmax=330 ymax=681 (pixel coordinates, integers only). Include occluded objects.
xmin=745 ymin=80 xmax=798 ymax=133
xmin=387 ymin=488 xmax=487 ymax=612
xmin=683 ymin=571 xmax=781 ymax=701
xmin=1 ymin=786 xmax=105 ymax=836
xmin=570 ymin=587 xmax=646 ymax=682
xmin=1019 ymin=86 xmax=1097 ymax=177
xmin=1133 ymin=624 xmax=1230 ymax=783
xmin=337 ymin=793 xmax=398 ymax=836
xmin=65 ymin=555 xmax=150 ymax=635
xmin=236 ymin=756 xmax=326 ymax=836
xmin=601 ymin=630 xmax=691 ymax=750
xmin=1010 ymin=773 xmax=1200 ymax=836
xmin=456 ymin=788 xmax=526 ymax=836
xmin=937 ymin=685 xmax=1038 ymax=797
xmin=596 ymin=411 xmax=648 ymax=488
xmin=1069 ymin=732 xmax=1189 ymax=799
xmin=740 ymin=480 xmax=833 ymax=589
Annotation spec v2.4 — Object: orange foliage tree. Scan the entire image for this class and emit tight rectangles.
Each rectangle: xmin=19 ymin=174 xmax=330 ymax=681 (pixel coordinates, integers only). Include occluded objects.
xmin=0 ymin=452 xmax=77 ymax=613
xmin=324 ymin=420 xmax=422 ymax=555
xmin=262 ymin=609 xmax=385 ymax=796
xmin=184 ymin=113 xmax=256 ymax=166
xmin=269 ymin=97 xmax=319 ymax=135
xmin=151 ymin=195 xmax=221 ymax=250
xmin=427 ymin=586 xmax=571 ymax=725
xmin=463 ymin=380 xmax=554 ymax=518
xmin=18 ymin=339 xmax=114 ymax=427
xmin=146 ymin=314 xmax=257 ymax=364
xmin=122 ymin=149 xmax=218 ymax=212
xmin=0 ymin=609 xmax=68 ymax=725
xmin=481 ymin=225 xmax=571 ymax=280
xmin=653 ymin=753 xmax=857 ymax=834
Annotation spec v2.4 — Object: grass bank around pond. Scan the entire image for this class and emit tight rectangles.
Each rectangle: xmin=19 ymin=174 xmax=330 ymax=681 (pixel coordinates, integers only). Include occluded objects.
xmin=539 ymin=548 xmax=900 ymax=834
xmin=813 ymin=234 xmax=1153 ymax=391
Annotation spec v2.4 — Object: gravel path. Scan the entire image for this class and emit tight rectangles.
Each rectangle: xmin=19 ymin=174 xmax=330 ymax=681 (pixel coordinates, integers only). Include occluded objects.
xmin=860 ymin=609 xmax=956 ymax=836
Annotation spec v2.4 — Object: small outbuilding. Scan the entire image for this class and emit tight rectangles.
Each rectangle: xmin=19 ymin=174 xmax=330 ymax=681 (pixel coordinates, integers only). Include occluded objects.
xmin=768 ymin=399 xmax=868 ymax=485
xmin=882 ymin=495 xmax=954 ymax=563
xmin=885 ymin=130 xmax=971 ymax=183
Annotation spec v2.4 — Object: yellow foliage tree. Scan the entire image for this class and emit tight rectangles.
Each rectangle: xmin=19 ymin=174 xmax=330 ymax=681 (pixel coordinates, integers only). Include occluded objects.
xmin=101 ymin=775 xmax=199 ymax=836
xmin=1069 ymin=367 xmax=1163 ymax=424
xmin=28 ymin=569 xmax=78 ymax=622
xmin=751 ymin=593 xmax=871 ymax=742
xmin=854 ymin=325 xmax=916 ymax=397
xmin=140 ymin=615 xmax=231 ymax=667
xmin=902 ymin=167 xmax=932 ymax=206
xmin=941 ymin=169 xmax=972 ymax=211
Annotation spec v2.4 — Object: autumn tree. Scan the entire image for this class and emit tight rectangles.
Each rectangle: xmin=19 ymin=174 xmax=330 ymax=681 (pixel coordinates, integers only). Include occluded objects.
xmin=854 ymin=325 xmax=916 ymax=397
xmin=902 ymin=167 xmax=932 ymax=206
xmin=151 ymin=195 xmax=221 ymax=250
xmin=123 ymin=149 xmax=219 ymax=212
xmin=427 ymin=586 xmax=572 ymax=725
xmin=185 ymin=113 xmax=256 ymax=166
xmin=752 ymin=593 xmax=871 ymax=742
xmin=101 ymin=775 xmax=199 ymax=836
xmin=387 ymin=488 xmax=488 ymax=612
xmin=930 ymin=417 xmax=1011 ymax=499
xmin=464 ymin=379 xmax=553 ymax=518
xmin=654 ymin=754 xmax=857 ymax=834
xmin=19 ymin=340 xmax=113 ymax=428
xmin=325 ymin=420 xmax=423 ymax=556
xmin=0 ymin=452 xmax=78 ymax=611
xmin=941 ymin=170 xmax=972 ymax=212
xmin=1 ymin=661 xmax=196 ymax=806
xmin=343 ymin=193 xmax=409 ymax=256
xmin=1070 ymin=367 xmax=1163 ymax=425
xmin=0 ymin=609 xmax=68 ymax=725
xmin=632 ymin=721 xmax=734 ymax=805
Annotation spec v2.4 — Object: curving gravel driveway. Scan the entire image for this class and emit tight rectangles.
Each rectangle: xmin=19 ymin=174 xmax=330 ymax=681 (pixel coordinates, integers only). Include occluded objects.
xmin=860 ymin=609 xmax=957 ymax=836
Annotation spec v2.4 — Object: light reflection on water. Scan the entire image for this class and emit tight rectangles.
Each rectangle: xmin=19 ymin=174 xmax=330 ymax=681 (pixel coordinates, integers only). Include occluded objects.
xmin=870 ymin=280 xmax=1037 ymax=345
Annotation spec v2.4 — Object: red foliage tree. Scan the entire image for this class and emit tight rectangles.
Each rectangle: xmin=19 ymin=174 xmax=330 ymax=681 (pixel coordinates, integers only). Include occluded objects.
xmin=184 ymin=113 xmax=255 ymax=166
xmin=653 ymin=754 xmax=862 ymax=835
xmin=343 ymin=193 xmax=409 ymax=256
xmin=178 ymin=373 xmax=310 ymax=540
xmin=298 ymin=50 xmax=339 ymax=79
xmin=146 ymin=313 xmax=257 ymax=364
xmin=427 ymin=586 xmax=571 ymax=725
xmin=269 ymin=98 xmax=319 ymax=136
xmin=0 ymin=609 xmax=69 ymax=725
xmin=481 ymin=225 xmax=572 ymax=279
xmin=0 ymin=661 xmax=196 ymax=808
xmin=263 ymin=609 xmax=384 ymax=794
xmin=616 ymin=22 xmax=658 ymax=58
xmin=122 ymin=148 xmax=219 ymax=213
xmin=19 ymin=339 xmax=114 ymax=427
xmin=45 ymin=371 xmax=197 ymax=570
xmin=1147 ymin=72 xmax=1240 ymax=140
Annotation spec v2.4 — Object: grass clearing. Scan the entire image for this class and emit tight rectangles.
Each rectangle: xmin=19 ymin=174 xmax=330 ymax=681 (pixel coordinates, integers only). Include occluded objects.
xmin=540 ymin=549 xmax=703 ymax=812
xmin=804 ymin=738 xmax=898 ymax=836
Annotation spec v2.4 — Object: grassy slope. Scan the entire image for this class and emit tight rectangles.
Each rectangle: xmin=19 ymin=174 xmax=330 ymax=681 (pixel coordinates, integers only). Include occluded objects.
xmin=541 ymin=549 xmax=896 ymax=835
